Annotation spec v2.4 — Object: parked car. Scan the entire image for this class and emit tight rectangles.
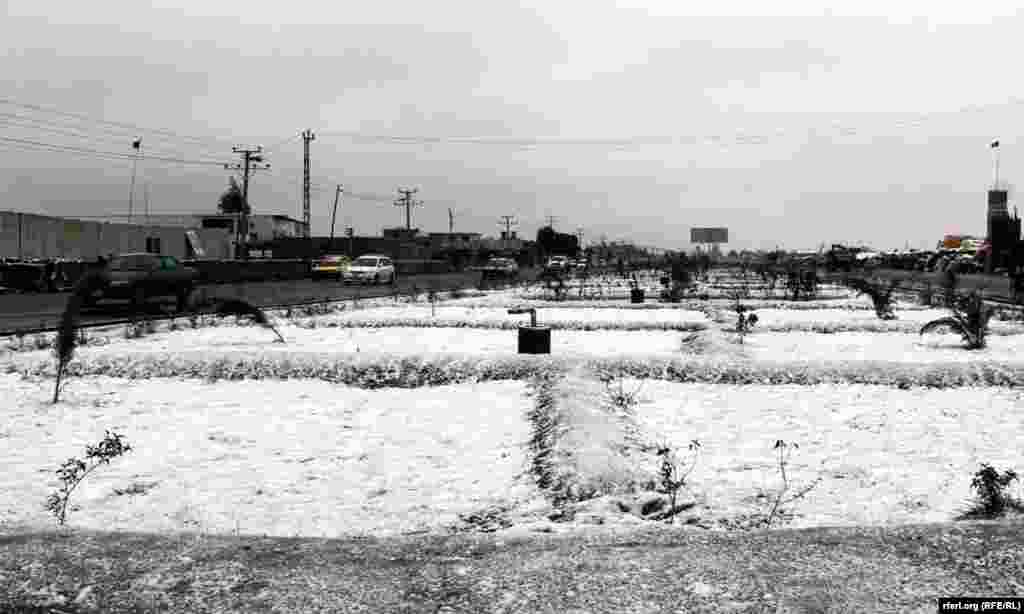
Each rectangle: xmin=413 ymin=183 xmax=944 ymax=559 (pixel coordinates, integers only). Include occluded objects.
xmin=545 ymin=255 xmax=571 ymax=273
xmin=343 ymin=254 xmax=396 ymax=285
xmin=81 ymin=252 xmax=197 ymax=312
xmin=482 ymin=257 xmax=519 ymax=280
xmin=311 ymin=254 xmax=350 ymax=280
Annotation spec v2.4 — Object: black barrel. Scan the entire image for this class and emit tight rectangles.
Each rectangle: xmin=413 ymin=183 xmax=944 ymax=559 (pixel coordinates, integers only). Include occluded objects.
xmin=518 ymin=326 xmax=551 ymax=354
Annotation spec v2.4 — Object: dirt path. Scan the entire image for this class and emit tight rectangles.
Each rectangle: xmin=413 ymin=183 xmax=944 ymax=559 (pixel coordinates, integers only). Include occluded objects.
xmin=2 ymin=520 xmax=1021 ymax=613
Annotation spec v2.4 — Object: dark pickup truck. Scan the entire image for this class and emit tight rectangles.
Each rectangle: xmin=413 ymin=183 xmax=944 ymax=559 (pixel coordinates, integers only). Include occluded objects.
xmin=81 ymin=252 xmax=198 ymax=311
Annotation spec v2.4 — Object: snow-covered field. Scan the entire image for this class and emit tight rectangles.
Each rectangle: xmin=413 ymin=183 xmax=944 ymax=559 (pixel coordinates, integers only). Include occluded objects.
xmin=4 ymin=375 xmax=1021 ymax=536
xmin=5 ymin=279 xmax=1022 ymax=538
xmin=295 ymin=305 xmax=709 ymax=328
xmin=0 ymin=376 xmax=534 ymax=537
xmin=7 ymin=323 xmax=1024 ymax=366
xmin=744 ymin=332 xmax=1024 ymax=363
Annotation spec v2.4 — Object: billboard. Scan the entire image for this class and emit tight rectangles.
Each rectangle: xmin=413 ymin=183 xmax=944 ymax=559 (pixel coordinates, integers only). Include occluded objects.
xmin=690 ymin=227 xmax=729 ymax=244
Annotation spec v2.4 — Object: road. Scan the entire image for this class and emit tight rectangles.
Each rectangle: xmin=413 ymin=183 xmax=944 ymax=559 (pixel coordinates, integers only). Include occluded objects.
xmin=0 ymin=270 xmax=505 ymax=334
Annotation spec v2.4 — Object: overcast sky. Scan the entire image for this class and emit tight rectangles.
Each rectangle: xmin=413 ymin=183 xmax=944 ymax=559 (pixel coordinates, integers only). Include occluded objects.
xmin=3 ymin=0 xmax=1024 ymax=251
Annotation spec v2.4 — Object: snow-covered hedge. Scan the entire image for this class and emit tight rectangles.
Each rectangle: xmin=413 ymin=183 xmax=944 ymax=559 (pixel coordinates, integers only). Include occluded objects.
xmin=290 ymin=318 xmax=709 ymax=333
xmin=8 ymin=352 xmax=1022 ymax=389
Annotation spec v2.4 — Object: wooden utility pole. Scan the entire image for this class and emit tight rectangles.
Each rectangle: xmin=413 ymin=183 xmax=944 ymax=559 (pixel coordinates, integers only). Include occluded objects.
xmin=329 ymin=184 xmax=343 ymax=251
xmin=448 ymin=208 xmax=455 ymax=233
xmin=394 ymin=188 xmax=422 ymax=230
xmin=302 ymin=130 xmax=315 ymax=238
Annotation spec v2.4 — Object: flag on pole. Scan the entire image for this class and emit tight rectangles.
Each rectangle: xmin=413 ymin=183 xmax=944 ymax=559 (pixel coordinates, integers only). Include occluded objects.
xmin=991 ymin=140 xmax=1000 ymax=148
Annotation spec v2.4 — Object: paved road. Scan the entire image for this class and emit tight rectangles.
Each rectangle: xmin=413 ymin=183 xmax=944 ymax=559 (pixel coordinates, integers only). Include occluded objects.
xmin=0 ymin=270 xmax=510 ymax=334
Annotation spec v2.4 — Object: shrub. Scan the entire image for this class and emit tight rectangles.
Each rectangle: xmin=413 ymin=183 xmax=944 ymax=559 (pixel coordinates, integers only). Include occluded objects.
xmin=957 ymin=463 xmax=1024 ymax=520
xmin=763 ymin=439 xmax=821 ymax=528
xmin=731 ymin=293 xmax=758 ymax=343
xmin=525 ymin=373 xmax=563 ymax=494
xmin=920 ymin=292 xmax=992 ymax=349
xmin=847 ymin=278 xmax=897 ymax=320
xmin=655 ymin=440 xmax=701 ymax=524
xmin=53 ymin=288 xmax=86 ymax=403
xmin=920 ymin=282 xmax=935 ymax=307
xmin=208 ymin=298 xmax=285 ymax=343
xmin=45 ymin=430 xmax=132 ymax=525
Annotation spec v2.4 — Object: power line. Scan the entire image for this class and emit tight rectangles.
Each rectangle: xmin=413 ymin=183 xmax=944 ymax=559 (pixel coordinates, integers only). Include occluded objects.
xmin=0 ymin=97 xmax=237 ymax=150
xmin=314 ymin=99 xmax=1024 ymax=150
xmin=0 ymin=136 xmax=229 ymax=166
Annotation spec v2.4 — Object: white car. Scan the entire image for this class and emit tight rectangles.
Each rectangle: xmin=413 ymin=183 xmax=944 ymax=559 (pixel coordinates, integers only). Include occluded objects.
xmin=343 ymin=255 xmax=396 ymax=285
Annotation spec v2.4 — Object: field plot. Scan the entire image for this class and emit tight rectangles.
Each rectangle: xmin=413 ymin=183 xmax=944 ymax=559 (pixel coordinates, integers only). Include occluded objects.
xmin=0 ymin=375 xmax=534 ymax=537
xmin=631 ymin=381 xmax=1024 ymax=528
xmin=3 ymin=326 xmax=688 ymax=361
xmin=743 ymin=332 xmax=1024 ymax=363
xmin=292 ymin=304 xmax=710 ymax=330
xmin=3 ymin=274 xmax=1022 ymax=541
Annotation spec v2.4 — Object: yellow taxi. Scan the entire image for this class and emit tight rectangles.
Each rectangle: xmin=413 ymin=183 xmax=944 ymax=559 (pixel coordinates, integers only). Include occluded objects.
xmin=311 ymin=254 xmax=351 ymax=280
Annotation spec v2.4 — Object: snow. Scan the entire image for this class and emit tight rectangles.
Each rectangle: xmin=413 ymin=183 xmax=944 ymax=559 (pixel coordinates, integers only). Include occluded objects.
xmin=299 ymin=305 xmax=709 ymax=327
xmin=0 ymin=375 xmax=534 ymax=538
xmin=630 ymin=381 xmax=1024 ymax=528
xmin=743 ymin=332 xmax=1024 ymax=363
xmin=5 ymin=375 xmax=1019 ymax=537
xmin=4 ymin=326 xmax=687 ymax=362
xmin=5 ymin=279 xmax=1023 ymax=538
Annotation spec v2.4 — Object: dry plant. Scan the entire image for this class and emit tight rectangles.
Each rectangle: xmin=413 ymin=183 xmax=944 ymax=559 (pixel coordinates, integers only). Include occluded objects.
xmin=207 ymin=298 xmax=285 ymax=343
xmin=52 ymin=280 xmax=92 ymax=403
xmin=920 ymin=292 xmax=992 ymax=349
xmin=45 ymin=430 xmax=132 ymax=525
xmin=956 ymin=463 xmax=1024 ymax=520
xmin=654 ymin=440 xmax=702 ymax=523
xmin=764 ymin=439 xmax=821 ymax=528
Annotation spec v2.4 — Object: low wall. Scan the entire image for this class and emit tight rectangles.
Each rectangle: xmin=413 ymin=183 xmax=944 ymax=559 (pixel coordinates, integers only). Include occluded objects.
xmin=183 ymin=259 xmax=312 ymax=284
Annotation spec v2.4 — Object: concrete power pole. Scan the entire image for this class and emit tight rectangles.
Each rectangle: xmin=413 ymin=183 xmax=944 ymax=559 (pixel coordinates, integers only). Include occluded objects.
xmin=394 ymin=188 xmax=422 ymax=231
xmin=226 ymin=146 xmax=270 ymax=259
xmin=329 ymin=184 xmax=343 ymax=251
xmin=499 ymin=215 xmax=517 ymax=239
xmin=302 ymin=130 xmax=315 ymax=238
xmin=127 ymin=138 xmax=142 ymax=222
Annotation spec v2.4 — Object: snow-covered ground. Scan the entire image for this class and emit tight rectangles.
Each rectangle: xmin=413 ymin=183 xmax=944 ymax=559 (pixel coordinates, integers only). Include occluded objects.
xmin=5 ymin=277 xmax=1021 ymax=539
xmin=0 ymin=375 xmax=534 ymax=537
xmin=743 ymin=332 xmax=1024 ymax=363
xmin=293 ymin=305 xmax=709 ymax=327
xmin=5 ymin=375 xmax=1020 ymax=537
xmin=631 ymin=381 xmax=1024 ymax=528
xmin=7 ymin=323 xmax=1024 ymax=367
xmin=4 ymin=326 xmax=687 ymax=361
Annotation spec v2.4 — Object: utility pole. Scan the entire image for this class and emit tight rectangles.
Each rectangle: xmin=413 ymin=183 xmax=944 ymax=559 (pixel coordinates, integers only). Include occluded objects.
xmin=394 ymin=188 xmax=422 ymax=231
xmin=499 ymin=215 xmax=517 ymax=239
xmin=448 ymin=208 xmax=455 ymax=233
xmin=127 ymin=138 xmax=142 ymax=222
xmin=545 ymin=215 xmax=558 ymax=228
xmin=144 ymin=183 xmax=150 ymax=225
xmin=302 ymin=130 xmax=315 ymax=238
xmin=576 ymin=227 xmax=584 ymax=247
xmin=329 ymin=184 xmax=343 ymax=252
xmin=225 ymin=146 xmax=270 ymax=259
